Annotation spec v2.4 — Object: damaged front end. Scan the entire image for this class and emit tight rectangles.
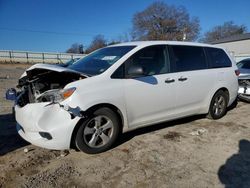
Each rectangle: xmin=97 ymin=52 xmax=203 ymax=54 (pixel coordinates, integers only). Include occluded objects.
xmin=238 ymin=75 xmax=250 ymax=102
xmin=16 ymin=66 xmax=86 ymax=106
xmin=5 ymin=64 xmax=88 ymax=150
xmin=6 ymin=64 xmax=88 ymax=117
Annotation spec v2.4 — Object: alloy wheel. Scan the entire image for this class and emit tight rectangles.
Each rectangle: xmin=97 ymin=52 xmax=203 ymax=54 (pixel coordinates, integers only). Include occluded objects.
xmin=83 ymin=115 xmax=114 ymax=148
xmin=212 ymin=95 xmax=226 ymax=116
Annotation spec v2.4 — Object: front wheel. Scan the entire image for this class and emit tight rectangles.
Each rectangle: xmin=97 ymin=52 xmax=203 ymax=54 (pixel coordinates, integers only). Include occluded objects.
xmin=207 ymin=90 xmax=228 ymax=120
xmin=75 ymin=107 xmax=120 ymax=154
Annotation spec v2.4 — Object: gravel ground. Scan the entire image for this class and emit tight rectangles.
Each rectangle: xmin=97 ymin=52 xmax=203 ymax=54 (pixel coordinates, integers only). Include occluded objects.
xmin=0 ymin=63 xmax=250 ymax=188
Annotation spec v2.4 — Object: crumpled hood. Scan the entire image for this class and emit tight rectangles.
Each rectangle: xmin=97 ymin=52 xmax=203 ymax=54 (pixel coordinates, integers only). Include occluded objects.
xmin=18 ymin=63 xmax=88 ymax=88
xmin=20 ymin=63 xmax=88 ymax=78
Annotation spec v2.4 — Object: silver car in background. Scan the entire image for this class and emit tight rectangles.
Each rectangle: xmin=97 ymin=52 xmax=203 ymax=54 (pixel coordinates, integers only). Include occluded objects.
xmin=237 ymin=58 xmax=250 ymax=102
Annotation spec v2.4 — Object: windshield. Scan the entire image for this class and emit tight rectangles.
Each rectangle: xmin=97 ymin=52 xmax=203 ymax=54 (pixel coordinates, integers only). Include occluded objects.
xmin=60 ymin=58 xmax=80 ymax=67
xmin=68 ymin=46 xmax=136 ymax=75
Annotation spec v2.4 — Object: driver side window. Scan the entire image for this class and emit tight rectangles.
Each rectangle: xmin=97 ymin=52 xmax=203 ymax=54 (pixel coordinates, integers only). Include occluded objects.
xmin=125 ymin=45 xmax=170 ymax=77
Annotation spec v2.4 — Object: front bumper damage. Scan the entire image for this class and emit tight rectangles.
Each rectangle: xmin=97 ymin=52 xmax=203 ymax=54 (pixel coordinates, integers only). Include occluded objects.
xmin=238 ymin=76 xmax=250 ymax=102
xmin=15 ymin=102 xmax=83 ymax=150
xmin=5 ymin=64 xmax=89 ymax=150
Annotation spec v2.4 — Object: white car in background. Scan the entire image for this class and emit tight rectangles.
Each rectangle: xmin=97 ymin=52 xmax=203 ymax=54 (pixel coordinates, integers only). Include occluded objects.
xmin=6 ymin=41 xmax=239 ymax=154
xmin=237 ymin=58 xmax=250 ymax=102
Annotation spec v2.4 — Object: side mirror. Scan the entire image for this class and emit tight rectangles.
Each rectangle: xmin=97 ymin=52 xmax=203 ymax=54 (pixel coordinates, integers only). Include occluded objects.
xmin=6 ymin=88 xmax=17 ymax=101
xmin=127 ymin=65 xmax=145 ymax=78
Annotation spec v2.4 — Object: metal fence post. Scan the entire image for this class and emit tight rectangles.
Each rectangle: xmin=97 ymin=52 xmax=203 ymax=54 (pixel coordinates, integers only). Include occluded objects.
xmin=26 ymin=52 xmax=29 ymax=63
xmin=9 ymin=51 xmax=12 ymax=63
xmin=57 ymin=54 xmax=59 ymax=63
xmin=42 ymin=53 xmax=45 ymax=63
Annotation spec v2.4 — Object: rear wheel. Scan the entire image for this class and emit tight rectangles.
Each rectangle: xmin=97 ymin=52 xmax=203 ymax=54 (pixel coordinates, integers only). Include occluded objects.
xmin=207 ymin=90 xmax=228 ymax=120
xmin=75 ymin=107 xmax=120 ymax=154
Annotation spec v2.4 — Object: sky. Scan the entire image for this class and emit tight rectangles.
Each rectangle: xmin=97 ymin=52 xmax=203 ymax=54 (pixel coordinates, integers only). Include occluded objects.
xmin=0 ymin=0 xmax=249 ymax=52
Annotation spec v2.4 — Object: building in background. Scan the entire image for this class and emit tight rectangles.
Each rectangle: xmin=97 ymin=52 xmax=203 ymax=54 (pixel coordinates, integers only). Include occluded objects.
xmin=212 ymin=33 xmax=250 ymax=62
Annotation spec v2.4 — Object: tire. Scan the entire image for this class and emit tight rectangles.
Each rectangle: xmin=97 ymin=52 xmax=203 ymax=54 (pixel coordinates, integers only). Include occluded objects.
xmin=75 ymin=107 xmax=120 ymax=154
xmin=207 ymin=90 xmax=228 ymax=120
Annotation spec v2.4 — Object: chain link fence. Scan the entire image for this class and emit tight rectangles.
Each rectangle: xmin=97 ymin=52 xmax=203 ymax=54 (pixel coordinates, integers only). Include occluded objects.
xmin=0 ymin=50 xmax=86 ymax=64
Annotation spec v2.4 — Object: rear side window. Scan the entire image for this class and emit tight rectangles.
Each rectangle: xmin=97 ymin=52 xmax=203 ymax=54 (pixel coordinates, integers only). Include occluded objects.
xmin=170 ymin=45 xmax=207 ymax=72
xmin=206 ymin=47 xmax=232 ymax=68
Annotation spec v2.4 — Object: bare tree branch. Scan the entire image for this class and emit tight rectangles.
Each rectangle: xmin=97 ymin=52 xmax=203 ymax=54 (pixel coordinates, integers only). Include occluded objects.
xmin=85 ymin=35 xmax=107 ymax=53
xmin=131 ymin=1 xmax=200 ymax=41
xmin=201 ymin=21 xmax=247 ymax=43
xmin=66 ymin=43 xmax=84 ymax=54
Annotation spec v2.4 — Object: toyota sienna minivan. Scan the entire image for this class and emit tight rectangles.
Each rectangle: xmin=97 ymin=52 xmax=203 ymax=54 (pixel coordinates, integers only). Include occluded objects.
xmin=6 ymin=41 xmax=239 ymax=154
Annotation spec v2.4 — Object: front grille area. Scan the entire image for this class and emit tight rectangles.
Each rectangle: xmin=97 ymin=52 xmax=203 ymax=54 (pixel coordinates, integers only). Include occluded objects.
xmin=17 ymin=91 xmax=30 ymax=107
xmin=238 ymin=79 xmax=250 ymax=87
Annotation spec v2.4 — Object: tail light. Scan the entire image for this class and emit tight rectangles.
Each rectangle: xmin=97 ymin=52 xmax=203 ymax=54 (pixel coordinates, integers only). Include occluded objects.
xmin=235 ymin=70 xmax=240 ymax=76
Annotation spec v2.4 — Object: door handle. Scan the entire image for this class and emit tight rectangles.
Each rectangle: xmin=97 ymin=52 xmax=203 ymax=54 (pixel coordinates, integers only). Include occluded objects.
xmin=165 ymin=78 xmax=175 ymax=83
xmin=178 ymin=77 xmax=188 ymax=81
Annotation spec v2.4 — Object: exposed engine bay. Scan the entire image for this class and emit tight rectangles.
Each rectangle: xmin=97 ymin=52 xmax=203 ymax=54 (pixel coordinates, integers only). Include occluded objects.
xmin=239 ymin=78 xmax=250 ymax=88
xmin=238 ymin=76 xmax=250 ymax=102
xmin=16 ymin=67 xmax=86 ymax=107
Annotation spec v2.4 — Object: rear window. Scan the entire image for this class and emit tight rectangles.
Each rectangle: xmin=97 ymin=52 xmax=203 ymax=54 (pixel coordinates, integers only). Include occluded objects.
xmin=237 ymin=60 xmax=250 ymax=69
xmin=170 ymin=45 xmax=207 ymax=72
xmin=206 ymin=47 xmax=232 ymax=68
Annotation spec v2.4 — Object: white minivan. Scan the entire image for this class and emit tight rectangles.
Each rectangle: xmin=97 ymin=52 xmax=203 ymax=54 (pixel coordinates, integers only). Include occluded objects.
xmin=7 ymin=41 xmax=239 ymax=154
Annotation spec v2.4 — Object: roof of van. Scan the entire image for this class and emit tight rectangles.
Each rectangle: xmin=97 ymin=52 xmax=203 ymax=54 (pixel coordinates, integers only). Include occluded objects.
xmin=111 ymin=41 xmax=219 ymax=48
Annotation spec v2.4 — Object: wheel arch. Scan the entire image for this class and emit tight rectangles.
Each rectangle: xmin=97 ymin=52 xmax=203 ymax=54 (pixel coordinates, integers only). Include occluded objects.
xmin=214 ymin=87 xmax=230 ymax=103
xmin=203 ymin=87 xmax=230 ymax=115
xmin=70 ymin=103 xmax=124 ymax=149
xmin=206 ymin=87 xmax=230 ymax=119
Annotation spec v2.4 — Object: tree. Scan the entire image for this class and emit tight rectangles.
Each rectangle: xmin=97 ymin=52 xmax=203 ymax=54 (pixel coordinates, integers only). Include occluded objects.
xmin=108 ymin=32 xmax=131 ymax=45
xmin=85 ymin=35 xmax=107 ymax=53
xmin=201 ymin=21 xmax=247 ymax=43
xmin=66 ymin=43 xmax=84 ymax=54
xmin=131 ymin=1 xmax=200 ymax=41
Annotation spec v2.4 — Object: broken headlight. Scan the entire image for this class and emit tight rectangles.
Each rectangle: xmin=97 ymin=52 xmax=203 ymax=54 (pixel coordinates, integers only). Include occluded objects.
xmin=37 ymin=87 xmax=76 ymax=103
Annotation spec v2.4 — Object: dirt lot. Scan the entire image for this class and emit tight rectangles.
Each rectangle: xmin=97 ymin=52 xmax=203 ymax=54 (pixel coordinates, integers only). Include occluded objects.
xmin=0 ymin=63 xmax=250 ymax=188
